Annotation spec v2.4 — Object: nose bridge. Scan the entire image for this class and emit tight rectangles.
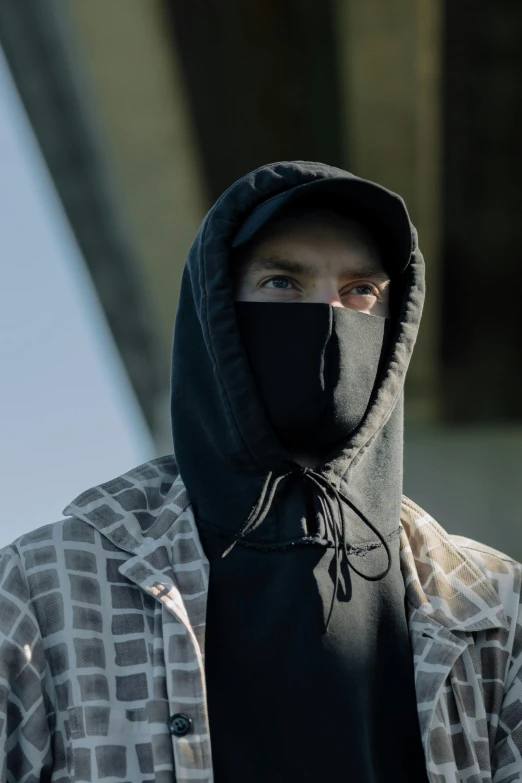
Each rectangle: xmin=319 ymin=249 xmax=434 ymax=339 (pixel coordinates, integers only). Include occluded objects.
xmin=310 ymin=278 xmax=344 ymax=307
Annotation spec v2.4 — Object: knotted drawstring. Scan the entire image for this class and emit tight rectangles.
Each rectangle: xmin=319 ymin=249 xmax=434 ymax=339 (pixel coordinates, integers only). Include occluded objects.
xmin=221 ymin=466 xmax=392 ymax=631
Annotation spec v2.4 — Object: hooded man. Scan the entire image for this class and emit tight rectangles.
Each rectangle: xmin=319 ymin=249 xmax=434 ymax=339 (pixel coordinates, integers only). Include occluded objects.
xmin=0 ymin=161 xmax=521 ymax=783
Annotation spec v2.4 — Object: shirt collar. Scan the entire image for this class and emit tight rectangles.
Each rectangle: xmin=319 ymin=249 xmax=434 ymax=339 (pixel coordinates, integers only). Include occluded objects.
xmin=63 ymin=455 xmax=508 ymax=634
xmin=399 ymin=495 xmax=509 ymax=633
xmin=62 ymin=455 xmax=191 ymax=552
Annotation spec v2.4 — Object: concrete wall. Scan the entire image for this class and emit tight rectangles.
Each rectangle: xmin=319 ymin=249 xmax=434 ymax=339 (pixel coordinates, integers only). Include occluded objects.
xmin=405 ymin=427 xmax=522 ymax=561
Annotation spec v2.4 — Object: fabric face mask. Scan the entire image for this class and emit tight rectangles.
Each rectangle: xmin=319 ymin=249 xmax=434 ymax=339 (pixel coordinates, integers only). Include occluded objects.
xmin=235 ymin=301 xmax=391 ymax=459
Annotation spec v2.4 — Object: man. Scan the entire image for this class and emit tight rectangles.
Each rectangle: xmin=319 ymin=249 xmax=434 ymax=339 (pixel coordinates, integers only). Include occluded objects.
xmin=1 ymin=161 xmax=520 ymax=782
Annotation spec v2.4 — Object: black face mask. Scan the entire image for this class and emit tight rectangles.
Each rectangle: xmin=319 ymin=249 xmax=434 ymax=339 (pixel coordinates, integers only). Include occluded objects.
xmin=235 ymin=302 xmax=392 ymax=459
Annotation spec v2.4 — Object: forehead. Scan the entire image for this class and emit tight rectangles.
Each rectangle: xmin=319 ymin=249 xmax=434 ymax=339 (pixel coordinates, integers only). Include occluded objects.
xmin=231 ymin=206 xmax=386 ymax=278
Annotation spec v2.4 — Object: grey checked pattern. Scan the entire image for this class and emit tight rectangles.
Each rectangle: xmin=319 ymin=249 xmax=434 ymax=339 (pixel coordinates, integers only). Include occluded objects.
xmin=0 ymin=455 xmax=521 ymax=782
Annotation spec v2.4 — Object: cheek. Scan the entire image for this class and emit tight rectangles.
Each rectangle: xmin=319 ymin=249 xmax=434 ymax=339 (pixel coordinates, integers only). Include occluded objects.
xmin=366 ymin=298 xmax=390 ymax=319
xmin=343 ymin=295 xmax=379 ymax=314
xmin=347 ymin=296 xmax=372 ymax=311
xmin=233 ymin=275 xmax=260 ymax=302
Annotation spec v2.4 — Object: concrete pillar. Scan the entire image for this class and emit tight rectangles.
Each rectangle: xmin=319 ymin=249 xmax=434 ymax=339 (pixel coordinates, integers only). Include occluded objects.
xmin=67 ymin=0 xmax=207 ymax=365
xmin=66 ymin=0 xmax=208 ymax=452
xmin=335 ymin=0 xmax=443 ymax=425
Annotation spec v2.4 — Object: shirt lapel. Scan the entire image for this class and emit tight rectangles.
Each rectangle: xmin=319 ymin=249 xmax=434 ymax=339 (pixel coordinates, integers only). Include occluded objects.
xmin=62 ymin=455 xmax=209 ymax=633
xmin=400 ymin=495 xmax=509 ymax=775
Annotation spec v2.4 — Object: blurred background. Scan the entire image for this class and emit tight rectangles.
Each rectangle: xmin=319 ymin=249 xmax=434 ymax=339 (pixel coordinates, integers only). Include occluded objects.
xmin=1 ymin=0 xmax=521 ymax=557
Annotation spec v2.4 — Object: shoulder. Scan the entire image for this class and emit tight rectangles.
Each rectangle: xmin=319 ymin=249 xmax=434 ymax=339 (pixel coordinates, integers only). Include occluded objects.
xmin=401 ymin=494 xmax=522 ymax=627
xmin=402 ymin=493 xmax=521 ymax=578
xmin=450 ymin=533 xmax=522 ymax=616
xmin=0 ymin=516 xmax=122 ymax=598
xmin=0 ymin=516 xmax=128 ymax=646
xmin=1 ymin=515 xmax=114 ymax=560
xmin=449 ymin=533 xmax=521 ymax=571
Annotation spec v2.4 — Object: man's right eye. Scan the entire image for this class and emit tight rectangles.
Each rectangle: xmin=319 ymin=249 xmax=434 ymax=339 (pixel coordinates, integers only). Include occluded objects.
xmin=261 ymin=276 xmax=294 ymax=289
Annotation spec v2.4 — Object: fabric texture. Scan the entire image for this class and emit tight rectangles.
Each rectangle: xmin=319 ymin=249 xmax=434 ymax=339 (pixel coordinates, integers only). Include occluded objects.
xmin=169 ymin=160 xmax=427 ymax=780
xmin=172 ymin=161 xmax=424 ymax=783
xmin=234 ymin=300 xmax=392 ymax=456
xmin=199 ymin=525 xmax=429 ymax=782
xmin=0 ymin=454 xmax=520 ymax=782
xmin=170 ymin=161 xmax=420 ymax=553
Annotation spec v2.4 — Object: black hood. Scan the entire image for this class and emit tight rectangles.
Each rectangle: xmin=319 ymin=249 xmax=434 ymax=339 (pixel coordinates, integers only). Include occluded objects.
xmin=170 ymin=161 xmax=424 ymax=553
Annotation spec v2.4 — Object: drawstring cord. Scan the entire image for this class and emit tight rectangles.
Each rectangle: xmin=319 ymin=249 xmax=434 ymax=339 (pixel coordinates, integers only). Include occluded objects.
xmin=221 ymin=467 xmax=392 ymax=631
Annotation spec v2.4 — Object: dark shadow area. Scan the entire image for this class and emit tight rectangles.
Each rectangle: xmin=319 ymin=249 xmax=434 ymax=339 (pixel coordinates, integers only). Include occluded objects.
xmin=442 ymin=0 xmax=522 ymax=421
xmin=163 ymin=0 xmax=345 ymax=202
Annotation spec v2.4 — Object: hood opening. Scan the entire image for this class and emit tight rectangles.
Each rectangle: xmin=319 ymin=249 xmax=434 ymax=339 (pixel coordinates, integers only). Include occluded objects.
xmin=170 ymin=160 xmax=424 ymax=544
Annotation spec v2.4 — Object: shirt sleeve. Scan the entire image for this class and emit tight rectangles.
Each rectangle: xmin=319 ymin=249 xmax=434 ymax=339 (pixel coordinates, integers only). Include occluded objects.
xmin=492 ymin=590 xmax=522 ymax=782
xmin=0 ymin=545 xmax=53 ymax=782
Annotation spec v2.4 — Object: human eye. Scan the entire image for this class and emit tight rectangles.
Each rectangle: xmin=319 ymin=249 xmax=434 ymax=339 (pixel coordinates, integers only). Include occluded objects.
xmin=261 ymin=276 xmax=295 ymax=290
xmin=344 ymin=282 xmax=381 ymax=299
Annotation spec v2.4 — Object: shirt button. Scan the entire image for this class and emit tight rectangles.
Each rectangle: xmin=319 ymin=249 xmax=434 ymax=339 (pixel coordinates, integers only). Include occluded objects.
xmin=168 ymin=713 xmax=192 ymax=737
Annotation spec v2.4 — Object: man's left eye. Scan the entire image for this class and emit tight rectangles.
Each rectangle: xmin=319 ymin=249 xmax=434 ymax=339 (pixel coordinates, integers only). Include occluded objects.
xmin=349 ymin=284 xmax=376 ymax=296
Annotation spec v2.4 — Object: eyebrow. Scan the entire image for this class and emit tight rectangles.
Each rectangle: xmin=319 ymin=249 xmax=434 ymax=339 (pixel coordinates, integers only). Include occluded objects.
xmin=246 ymin=255 xmax=390 ymax=283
